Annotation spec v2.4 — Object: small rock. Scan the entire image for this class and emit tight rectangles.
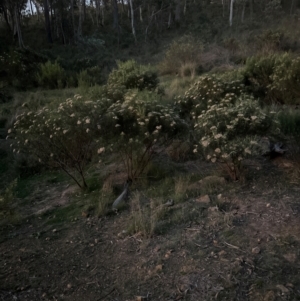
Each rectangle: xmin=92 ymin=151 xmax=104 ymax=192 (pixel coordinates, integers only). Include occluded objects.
xmin=94 ymin=239 xmax=98 ymax=244
xmin=266 ymin=203 xmax=271 ymax=208
xmin=276 ymin=284 xmax=289 ymax=294
xmin=199 ymin=176 xmax=226 ymax=186
xmin=154 ymin=246 xmax=161 ymax=252
xmin=195 ymin=195 xmax=210 ymax=204
xmin=263 ymin=291 xmax=275 ymax=301
xmin=82 ymin=211 xmax=89 ymax=218
xmin=218 ymin=250 xmax=226 ymax=256
xmin=154 ymin=264 xmax=163 ymax=273
xmin=164 ymin=199 xmax=174 ymax=207
xmin=217 ymin=194 xmax=222 ymax=200
xmin=208 ymin=206 xmax=218 ymax=212
xmin=45 ymin=237 xmax=50 ymax=241
xmin=283 ymin=253 xmax=296 ymax=263
xmin=252 ymin=247 xmax=261 ymax=254
xmin=67 ymin=283 xmax=72 ymax=289
xmin=136 ymin=296 xmax=147 ymax=301
xmin=52 ymin=229 xmax=57 ymax=233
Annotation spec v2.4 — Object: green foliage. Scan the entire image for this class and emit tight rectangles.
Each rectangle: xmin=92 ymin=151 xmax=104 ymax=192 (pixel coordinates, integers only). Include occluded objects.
xmin=244 ymin=53 xmax=300 ymax=104
xmin=278 ymin=109 xmax=300 ymax=137
xmin=270 ymin=55 xmax=300 ymax=104
xmin=0 ymin=49 xmax=40 ymax=90
xmin=0 ymin=179 xmax=17 ymax=219
xmin=255 ymin=30 xmax=284 ymax=53
xmin=106 ymin=60 xmax=158 ymax=100
xmin=36 ymin=61 xmax=67 ymax=89
xmin=9 ymin=95 xmax=113 ymax=189
xmin=159 ymin=36 xmax=203 ymax=76
xmin=77 ymin=66 xmax=103 ymax=89
xmin=244 ymin=54 xmax=277 ymax=101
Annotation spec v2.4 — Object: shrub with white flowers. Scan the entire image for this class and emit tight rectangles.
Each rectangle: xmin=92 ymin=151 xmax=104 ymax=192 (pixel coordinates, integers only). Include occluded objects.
xmin=9 ymin=95 xmax=112 ymax=189
xmin=105 ymin=90 xmax=188 ymax=181
xmin=193 ymin=94 xmax=279 ymax=180
xmin=175 ymin=75 xmax=245 ymax=120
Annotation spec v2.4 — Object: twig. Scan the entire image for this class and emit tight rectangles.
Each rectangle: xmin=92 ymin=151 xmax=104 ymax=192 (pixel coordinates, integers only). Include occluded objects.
xmin=224 ymin=241 xmax=245 ymax=252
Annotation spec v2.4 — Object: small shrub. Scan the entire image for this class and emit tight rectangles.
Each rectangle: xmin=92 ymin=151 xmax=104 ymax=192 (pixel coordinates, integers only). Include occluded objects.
xmin=179 ymin=62 xmax=197 ymax=78
xmin=78 ymin=66 xmax=103 ymax=89
xmin=159 ymin=36 xmax=203 ymax=75
xmin=105 ymin=90 xmax=188 ymax=181
xmin=107 ymin=60 xmax=158 ymax=100
xmin=36 ymin=60 xmax=66 ymax=89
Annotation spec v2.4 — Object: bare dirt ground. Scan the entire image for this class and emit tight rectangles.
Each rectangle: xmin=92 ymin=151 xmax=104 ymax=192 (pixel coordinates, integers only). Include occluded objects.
xmin=1 ymin=158 xmax=300 ymax=301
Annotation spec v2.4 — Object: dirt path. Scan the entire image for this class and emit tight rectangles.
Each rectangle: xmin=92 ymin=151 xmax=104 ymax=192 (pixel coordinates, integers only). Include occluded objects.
xmin=1 ymin=162 xmax=300 ymax=301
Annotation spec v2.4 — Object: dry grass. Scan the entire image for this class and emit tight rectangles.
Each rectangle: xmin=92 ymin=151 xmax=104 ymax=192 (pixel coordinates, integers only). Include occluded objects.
xmin=127 ymin=192 xmax=166 ymax=238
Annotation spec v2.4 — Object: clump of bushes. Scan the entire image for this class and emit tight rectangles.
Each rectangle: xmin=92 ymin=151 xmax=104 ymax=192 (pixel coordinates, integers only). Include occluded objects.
xmin=77 ymin=66 xmax=103 ymax=89
xmin=36 ymin=60 xmax=67 ymax=89
xmin=175 ymin=75 xmax=279 ymax=180
xmin=0 ymin=49 xmax=40 ymax=90
xmin=158 ymin=36 xmax=203 ymax=76
xmin=106 ymin=60 xmax=159 ymax=100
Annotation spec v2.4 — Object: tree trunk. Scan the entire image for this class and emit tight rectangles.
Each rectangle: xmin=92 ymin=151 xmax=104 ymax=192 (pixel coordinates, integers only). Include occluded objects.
xmin=249 ymin=0 xmax=253 ymax=20
xmin=43 ymin=0 xmax=53 ymax=43
xmin=29 ymin=0 xmax=34 ymax=15
xmin=83 ymin=0 xmax=86 ymax=21
xmin=129 ymin=0 xmax=137 ymax=42
xmin=78 ymin=0 xmax=84 ymax=37
xmin=2 ymin=8 xmax=12 ymax=32
xmin=241 ymin=0 xmax=246 ymax=22
xmin=175 ymin=0 xmax=181 ymax=23
xmin=139 ymin=5 xmax=143 ymax=22
xmin=14 ymin=6 xmax=24 ymax=48
xmin=112 ymin=0 xmax=120 ymax=44
xmin=290 ymin=0 xmax=296 ymax=15
xmin=229 ymin=0 xmax=234 ymax=27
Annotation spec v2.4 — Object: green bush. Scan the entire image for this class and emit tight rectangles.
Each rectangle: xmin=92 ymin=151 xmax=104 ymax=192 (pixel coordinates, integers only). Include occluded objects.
xmin=106 ymin=60 xmax=158 ymax=100
xmin=278 ymin=109 xmax=300 ymax=137
xmin=0 ymin=49 xmax=40 ymax=90
xmin=36 ymin=60 xmax=66 ymax=89
xmin=271 ymin=55 xmax=300 ymax=105
xmin=159 ymin=36 xmax=203 ymax=75
xmin=244 ymin=53 xmax=300 ymax=104
xmin=254 ymin=30 xmax=284 ymax=53
xmin=77 ymin=66 xmax=103 ymax=89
